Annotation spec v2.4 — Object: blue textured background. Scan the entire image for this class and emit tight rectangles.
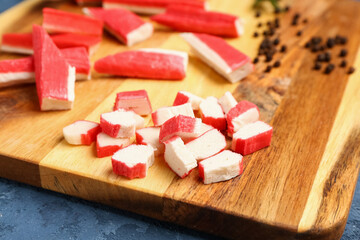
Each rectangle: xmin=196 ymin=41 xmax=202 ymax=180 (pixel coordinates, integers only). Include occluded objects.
xmin=0 ymin=1 xmax=359 ymax=239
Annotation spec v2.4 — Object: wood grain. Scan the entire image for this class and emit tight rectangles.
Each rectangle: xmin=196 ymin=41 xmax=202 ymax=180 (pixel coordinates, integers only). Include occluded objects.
xmin=0 ymin=0 xmax=359 ymax=239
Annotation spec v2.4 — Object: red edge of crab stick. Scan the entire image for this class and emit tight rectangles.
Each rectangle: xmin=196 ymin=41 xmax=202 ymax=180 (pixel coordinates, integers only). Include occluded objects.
xmin=185 ymin=128 xmax=227 ymax=161
xmin=63 ymin=120 xmax=101 ymax=145
xmin=136 ymin=127 xmax=165 ymax=156
xmin=181 ymin=33 xmax=253 ymax=83
xmin=60 ymin=47 xmax=91 ymax=80
xmin=96 ymin=132 xmax=132 ymax=158
xmin=111 ymin=144 xmax=154 ymax=179
xmin=173 ymin=91 xmax=203 ymax=111
xmin=32 ymin=25 xmax=75 ymax=111
xmin=100 ymin=110 xmax=136 ymax=138
xmin=103 ymin=0 xmax=207 ymax=15
xmin=198 ymin=150 xmax=243 ymax=184
xmin=151 ymin=6 xmax=243 ymax=38
xmin=159 ymin=115 xmax=212 ymax=143
xmin=83 ymin=7 xmax=153 ymax=46
xmin=51 ymin=33 xmax=102 ymax=56
xmin=1 ymin=33 xmax=33 ymax=55
xmin=164 ymin=136 xmax=197 ymax=178
xmin=94 ymin=48 xmax=188 ymax=80
xmin=231 ymin=121 xmax=273 ymax=156
xmin=113 ymin=89 xmax=152 ymax=115
xmin=0 ymin=57 xmax=35 ymax=88
xmin=42 ymin=8 xmax=103 ymax=36
xmin=199 ymin=96 xmax=226 ymax=131
xmin=226 ymin=100 xmax=260 ymax=136
xmin=151 ymin=103 xmax=194 ymax=126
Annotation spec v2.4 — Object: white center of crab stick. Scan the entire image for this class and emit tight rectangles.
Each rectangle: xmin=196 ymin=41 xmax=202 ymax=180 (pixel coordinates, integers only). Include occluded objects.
xmin=199 ymin=97 xmax=226 ymax=130
xmin=152 ymin=103 xmax=194 ymax=126
xmin=100 ymin=110 xmax=136 ymax=138
xmin=233 ymin=121 xmax=272 ymax=140
xmin=127 ymin=23 xmax=153 ymax=47
xmin=63 ymin=120 xmax=100 ymax=145
xmin=0 ymin=72 xmax=35 ymax=87
xmin=199 ymin=150 xmax=243 ymax=184
xmin=136 ymin=127 xmax=164 ymax=156
xmin=185 ymin=128 xmax=227 ymax=160
xmin=218 ymin=91 xmax=237 ymax=115
xmin=0 ymin=45 xmax=34 ymax=55
xmin=164 ymin=136 xmax=197 ymax=178
xmin=96 ymin=132 xmax=132 ymax=158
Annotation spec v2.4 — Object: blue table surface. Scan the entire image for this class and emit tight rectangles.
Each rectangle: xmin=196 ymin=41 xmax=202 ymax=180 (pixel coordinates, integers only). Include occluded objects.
xmin=0 ymin=1 xmax=359 ymax=239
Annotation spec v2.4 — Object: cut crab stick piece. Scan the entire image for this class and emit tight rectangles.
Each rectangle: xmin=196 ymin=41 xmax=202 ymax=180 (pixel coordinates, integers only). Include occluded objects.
xmin=83 ymin=7 xmax=153 ymax=46
xmin=181 ymin=33 xmax=253 ymax=83
xmin=199 ymin=97 xmax=226 ymax=131
xmin=60 ymin=47 xmax=91 ymax=80
xmin=103 ymin=0 xmax=207 ymax=15
xmin=75 ymin=0 xmax=101 ymax=5
xmin=227 ymin=100 xmax=260 ymax=136
xmin=96 ymin=132 xmax=132 ymax=158
xmin=185 ymin=128 xmax=226 ymax=161
xmin=115 ymin=108 xmax=145 ymax=129
xmin=94 ymin=48 xmax=188 ymax=80
xmin=113 ymin=90 xmax=152 ymax=115
xmin=43 ymin=8 xmax=103 ymax=36
xmin=218 ymin=91 xmax=237 ymax=115
xmin=159 ymin=115 xmax=212 ymax=143
xmin=112 ymin=144 xmax=154 ymax=179
xmin=152 ymin=103 xmax=194 ymax=126
xmin=100 ymin=110 xmax=137 ymax=138
xmin=1 ymin=33 xmax=33 ymax=55
xmin=33 ymin=25 xmax=75 ymax=111
xmin=199 ymin=150 xmax=243 ymax=184
xmin=0 ymin=57 xmax=35 ymax=88
xmin=173 ymin=91 xmax=203 ymax=111
xmin=151 ymin=7 xmax=243 ymax=38
xmin=136 ymin=127 xmax=164 ymax=156
xmin=51 ymin=33 xmax=101 ymax=56
xmin=232 ymin=121 xmax=273 ymax=155
xmin=63 ymin=120 xmax=101 ymax=145
xmin=164 ymin=136 xmax=197 ymax=178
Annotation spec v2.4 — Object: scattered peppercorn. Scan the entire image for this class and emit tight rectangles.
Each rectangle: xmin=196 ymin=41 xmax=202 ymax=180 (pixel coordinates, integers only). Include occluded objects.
xmin=339 ymin=49 xmax=347 ymax=57
xmin=296 ymin=31 xmax=302 ymax=37
xmin=257 ymin=22 xmax=262 ymax=28
xmin=265 ymin=53 xmax=273 ymax=62
xmin=340 ymin=60 xmax=347 ymax=68
xmin=255 ymin=11 xmax=261 ymax=18
xmin=324 ymin=64 xmax=335 ymax=74
xmin=267 ymin=21 xmax=272 ymax=26
xmin=324 ymin=52 xmax=331 ymax=62
xmin=284 ymin=6 xmax=290 ymax=12
xmin=347 ymin=67 xmax=355 ymax=74
xmin=253 ymin=32 xmax=259 ymax=38
xmin=311 ymin=37 xmax=322 ymax=45
xmin=280 ymin=45 xmax=287 ymax=53
xmin=265 ymin=66 xmax=272 ymax=73
xmin=326 ymin=38 xmax=335 ymax=48
xmin=303 ymin=19 xmax=308 ymax=24
xmin=273 ymin=38 xmax=280 ymax=46
xmin=274 ymin=8 xmax=281 ymax=14
xmin=314 ymin=62 xmax=322 ymax=70
xmin=305 ymin=42 xmax=311 ymax=48
xmin=317 ymin=53 xmax=326 ymax=62
xmin=253 ymin=57 xmax=259 ymax=64
xmin=273 ymin=61 xmax=281 ymax=67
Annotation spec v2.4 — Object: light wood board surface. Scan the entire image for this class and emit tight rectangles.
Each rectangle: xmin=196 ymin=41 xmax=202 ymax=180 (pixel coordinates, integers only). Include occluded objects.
xmin=0 ymin=0 xmax=360 ymax=239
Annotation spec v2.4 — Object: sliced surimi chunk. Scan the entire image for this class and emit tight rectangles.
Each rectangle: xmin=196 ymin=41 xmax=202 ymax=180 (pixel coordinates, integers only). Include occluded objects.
xmin=94 ymin=48 xmax=188 ymax=80
xmin=32 ymin=25 xmax=75 ymax=111
xmin=60 ymin=47 xmax=91 ymax=80
xmin=232 ymin=121 xmax=273 ymax=155
xmin=199 ymin=97 xmax=226 ymax=131
xmin=113 ymin=89 xmax=152 ymax=115
xmin=0 ymin=57 xmax=35 ymax=88
xmin=159 ymin=115 xmax=212 ymax=143
xmin=152 ymin=103 xmax=194 ymax=126
xmin=83 ymin=7 xmax=153 ymax=46
xmin=226 ymin=100 xmax=260 ymax=136
xmin=164 ymin=136 xmax=197 ymax=178
xmin=103 ymin=0 xmax=207 ymax=15
xmin=111 ymin=144 xmax=154 ymax=179
xmin=151 ymin=7 xmax=243 ymax=38
xmin=1 ymin=33 xmax=33 ymax=55
xmin=43 ymin=8 xmax=103 ymax=36
xmin=51 ymin=33 xmax=102 ymax=56
xmin=96 ymin=132 xmax=132 ymax=158
xmin=63 ymin=120 xmax=101 ymax=145
xmin=136 ymin=127 xmax=164 ymax=156
xmin=218 ymin=91 xmax=237 ymax=115
xmin=199 ymin=150 xmax=243 ymax=184
xmin=100 ymin=110 xmax=136 ymax=138
xmin=185 ymin=128 xmax=226 ymax=161
xmin=181 ymin=33 xmax=253 ymax=83
xmin=173 ymin=91 xmax=203 ymax=111
xmin=115 ymin=108 xmax=145 ymax=129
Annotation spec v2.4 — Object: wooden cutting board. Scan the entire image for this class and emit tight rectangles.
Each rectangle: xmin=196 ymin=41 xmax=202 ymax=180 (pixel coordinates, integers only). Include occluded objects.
xmin=1 ymin=0 xmax=360 ymax=239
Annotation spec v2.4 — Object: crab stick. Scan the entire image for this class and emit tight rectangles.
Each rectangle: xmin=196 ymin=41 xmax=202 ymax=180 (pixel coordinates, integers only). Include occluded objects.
xmin=96 ymin=132 xmax=132 ymax=158
xmin=199 ymin=97 xmax=226 ymax=131
xmin=113 ymin=90 xmax=152 ymax=115
xmin=63 ymin=120 xmax=101 ymax=145
xmin=136 ymin=127 xmax=164 ymax=156
xmin=51 ymin=33 xmax=101 ymax=56
xmin=60 ymin=47 xmax=91 ymax=80
xmin=100 ymin=110 xmax=137 ymax=138
xmin=173 ymin=91 xmax=203 ymax=111
xmin=1 ymin=33 xmax=33 ymax=55
xmin=152 ymin=103 xmax=194 ymax=126
xmin=218 ymin=91 xmax=237 ymax=115
xmin=0 ymin=57 xmax=34 ymax=88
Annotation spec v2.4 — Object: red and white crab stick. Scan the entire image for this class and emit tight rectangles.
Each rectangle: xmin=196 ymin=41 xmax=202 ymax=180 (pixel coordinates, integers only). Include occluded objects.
xmin=152 ymin=103 xmax=194 ymax=126
xmin=136 ymin=127 xmax=165 ymax=156
xmin=96 ymin=132 xmax=132 ymax=158
xmin=113 ymin=90 xmax=152 ymax=116
xmin=1 ymin=33 xmax=33 ymax=55
xmin=103 ymin=0 xmax=207 ymax=15
xmin=84 ymin=7 xmax=153 ymax=46
xmin=63 ymin=120 xmax=101 ymax=145
xmin=199 ymin=97 xmax=226 ymax=131
xmin=0 ymin=57 xmax=34 ymax=88
xmin=181 ymin=33 xmax=253 ymax=83
xmin=173 ymin=91 xmax=203 ymax=111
